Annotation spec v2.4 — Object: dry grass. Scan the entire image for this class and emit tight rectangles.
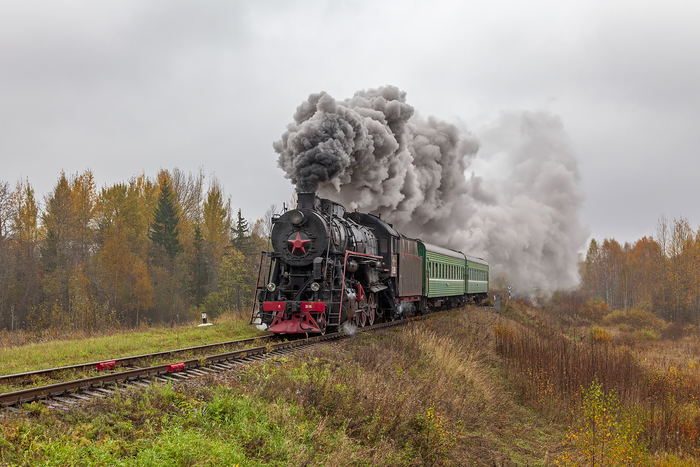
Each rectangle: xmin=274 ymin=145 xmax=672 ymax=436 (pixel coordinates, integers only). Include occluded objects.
xmin=232 ymin=308 xmax=564 ymax=465
xmin=495 ymin=303 xmax=700 ymax=459
xmin=0 ymin=305 xmax=572 ymax=465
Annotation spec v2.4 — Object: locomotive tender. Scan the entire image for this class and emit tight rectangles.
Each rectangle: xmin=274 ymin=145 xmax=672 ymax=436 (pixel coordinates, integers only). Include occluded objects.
xmin=250 ymin=192 xmax=489 ymax=334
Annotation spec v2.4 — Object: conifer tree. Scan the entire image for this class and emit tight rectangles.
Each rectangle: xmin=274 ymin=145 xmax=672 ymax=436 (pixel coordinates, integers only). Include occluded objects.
xmin=231 ymin=208 xmax=249 ymax=254
xmin=149 ymin=174 xmax=183 ymax=259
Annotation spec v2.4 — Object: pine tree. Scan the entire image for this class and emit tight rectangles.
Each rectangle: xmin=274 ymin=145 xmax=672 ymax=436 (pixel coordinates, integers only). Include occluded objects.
xmin=149 ymin=174 xmax=183 ymax=259
xmin=231 ymin=208 xmax=249 ymax=254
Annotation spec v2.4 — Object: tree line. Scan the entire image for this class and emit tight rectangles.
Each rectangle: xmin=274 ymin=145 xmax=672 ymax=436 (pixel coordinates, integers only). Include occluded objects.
xmin=582 ymin=215 xmax=700 ymax=323
xmin=0 ymin=169 xmax=272 ymax=333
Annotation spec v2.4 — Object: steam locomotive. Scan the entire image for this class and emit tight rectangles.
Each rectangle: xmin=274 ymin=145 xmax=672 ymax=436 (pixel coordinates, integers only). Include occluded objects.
xmin=250 ymin=192 xmax=489 ymax=334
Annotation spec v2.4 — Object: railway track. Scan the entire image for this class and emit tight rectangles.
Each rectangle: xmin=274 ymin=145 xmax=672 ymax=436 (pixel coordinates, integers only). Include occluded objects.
xmin=0 ymin=318 xmax=411 ymax=412
xmin=0 ymin=334 xmax=277 ymax=390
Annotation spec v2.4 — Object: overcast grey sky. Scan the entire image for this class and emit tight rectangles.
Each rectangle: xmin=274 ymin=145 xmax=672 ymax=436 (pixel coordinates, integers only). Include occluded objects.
xmin=1 ymin=0 xmax=698 ymax=247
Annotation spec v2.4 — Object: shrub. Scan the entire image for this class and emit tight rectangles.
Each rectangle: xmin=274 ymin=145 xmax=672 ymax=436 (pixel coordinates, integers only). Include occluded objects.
xmin=580 ymin=298 xmax=609 ymax=321
xmin=589 ymin=326 xmax=612 ymax=344
xmin=556 ymin=380 xmax=646 ymax=466
xmin=627 ymin=308 xmax=665 ymax=331
xmin=661 ymin=322 xmax=686 ymax=340
xmin=636 ymin=329 xmax=658 ymax=341
xmin=602 ymin=310 xmax=627 ymax=326
xmin=603 ymin=308 xmax=666 ymax=332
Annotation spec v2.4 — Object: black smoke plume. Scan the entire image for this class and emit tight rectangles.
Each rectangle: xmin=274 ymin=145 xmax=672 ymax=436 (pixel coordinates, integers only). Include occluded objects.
xmin=274 ymin=86 xmax=589 ymax=292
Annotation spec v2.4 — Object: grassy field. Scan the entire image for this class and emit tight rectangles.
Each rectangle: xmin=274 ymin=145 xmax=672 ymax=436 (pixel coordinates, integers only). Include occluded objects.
xmin=0 ymin=307 xmax=566 ymax=466
xmin=3 ymin=301 xmax=698 ymax=465
xmin=497 ymin=299 xmax=700 ymax=465
xmin=0 ymin=313 xmax=265 ymax=377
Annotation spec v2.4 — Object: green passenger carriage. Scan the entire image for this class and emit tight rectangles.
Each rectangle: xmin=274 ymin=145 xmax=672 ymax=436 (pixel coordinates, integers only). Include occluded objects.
xmin=466 ymin=255 xmax=489 ymax=296
xmin=416 ymin=241 xmax=489 ymax=310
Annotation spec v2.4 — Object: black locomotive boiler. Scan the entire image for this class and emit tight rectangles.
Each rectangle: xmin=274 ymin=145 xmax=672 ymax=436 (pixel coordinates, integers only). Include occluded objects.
xmin=250 ymin=192 xmax=489 ymax=334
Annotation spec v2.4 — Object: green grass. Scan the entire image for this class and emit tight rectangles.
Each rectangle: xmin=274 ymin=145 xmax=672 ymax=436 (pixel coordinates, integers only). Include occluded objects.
xmin=1 ymin=383 xmax=355 ymax=466
xmin=0 ymin=307 xmax=569 ymax=466
xmin=0 ymin=313 xmax=266 ymax=377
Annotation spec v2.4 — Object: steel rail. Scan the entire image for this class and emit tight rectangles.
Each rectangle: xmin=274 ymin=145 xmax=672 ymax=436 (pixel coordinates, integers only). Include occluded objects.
xmin=0 ymin=317 xmax=411 ymax=409
xmin=0 ymin=334 xmax=277 ymax=386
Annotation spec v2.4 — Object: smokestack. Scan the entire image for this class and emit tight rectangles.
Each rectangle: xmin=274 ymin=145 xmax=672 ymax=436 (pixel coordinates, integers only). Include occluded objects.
xmin=297 ymin=192 xmax=316 ymax=210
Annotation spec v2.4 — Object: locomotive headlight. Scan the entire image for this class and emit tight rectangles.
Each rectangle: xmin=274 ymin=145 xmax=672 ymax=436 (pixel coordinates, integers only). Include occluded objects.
xmin=310 ymin=282 xmax=320 ymax=292
xmin=267 ymin=282 xmax=276 ymax=292
xmin=289 ymin=210 xmax=304 ymax=226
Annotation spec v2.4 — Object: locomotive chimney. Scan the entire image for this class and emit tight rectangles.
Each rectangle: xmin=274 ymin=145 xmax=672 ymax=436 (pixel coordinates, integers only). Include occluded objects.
xmin=297 ymin=192 xmax=316 ymax=210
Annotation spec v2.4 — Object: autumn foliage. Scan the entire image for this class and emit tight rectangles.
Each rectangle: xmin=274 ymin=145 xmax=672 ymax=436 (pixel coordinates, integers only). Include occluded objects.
xmin=582 ymin=216 xmax=700 ymax=325
xmin=0 ymin=169 xmax=270 ymax=333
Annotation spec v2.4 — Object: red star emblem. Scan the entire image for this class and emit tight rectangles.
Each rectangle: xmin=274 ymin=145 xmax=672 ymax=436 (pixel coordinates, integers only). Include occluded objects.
xmin=287 ymin=232 xmax=310 ymax=254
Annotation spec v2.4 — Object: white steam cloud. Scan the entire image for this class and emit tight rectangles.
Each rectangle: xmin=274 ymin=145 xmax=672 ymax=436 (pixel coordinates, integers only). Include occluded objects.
xmin=274 ymin=86 xmax=589 ymax=293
